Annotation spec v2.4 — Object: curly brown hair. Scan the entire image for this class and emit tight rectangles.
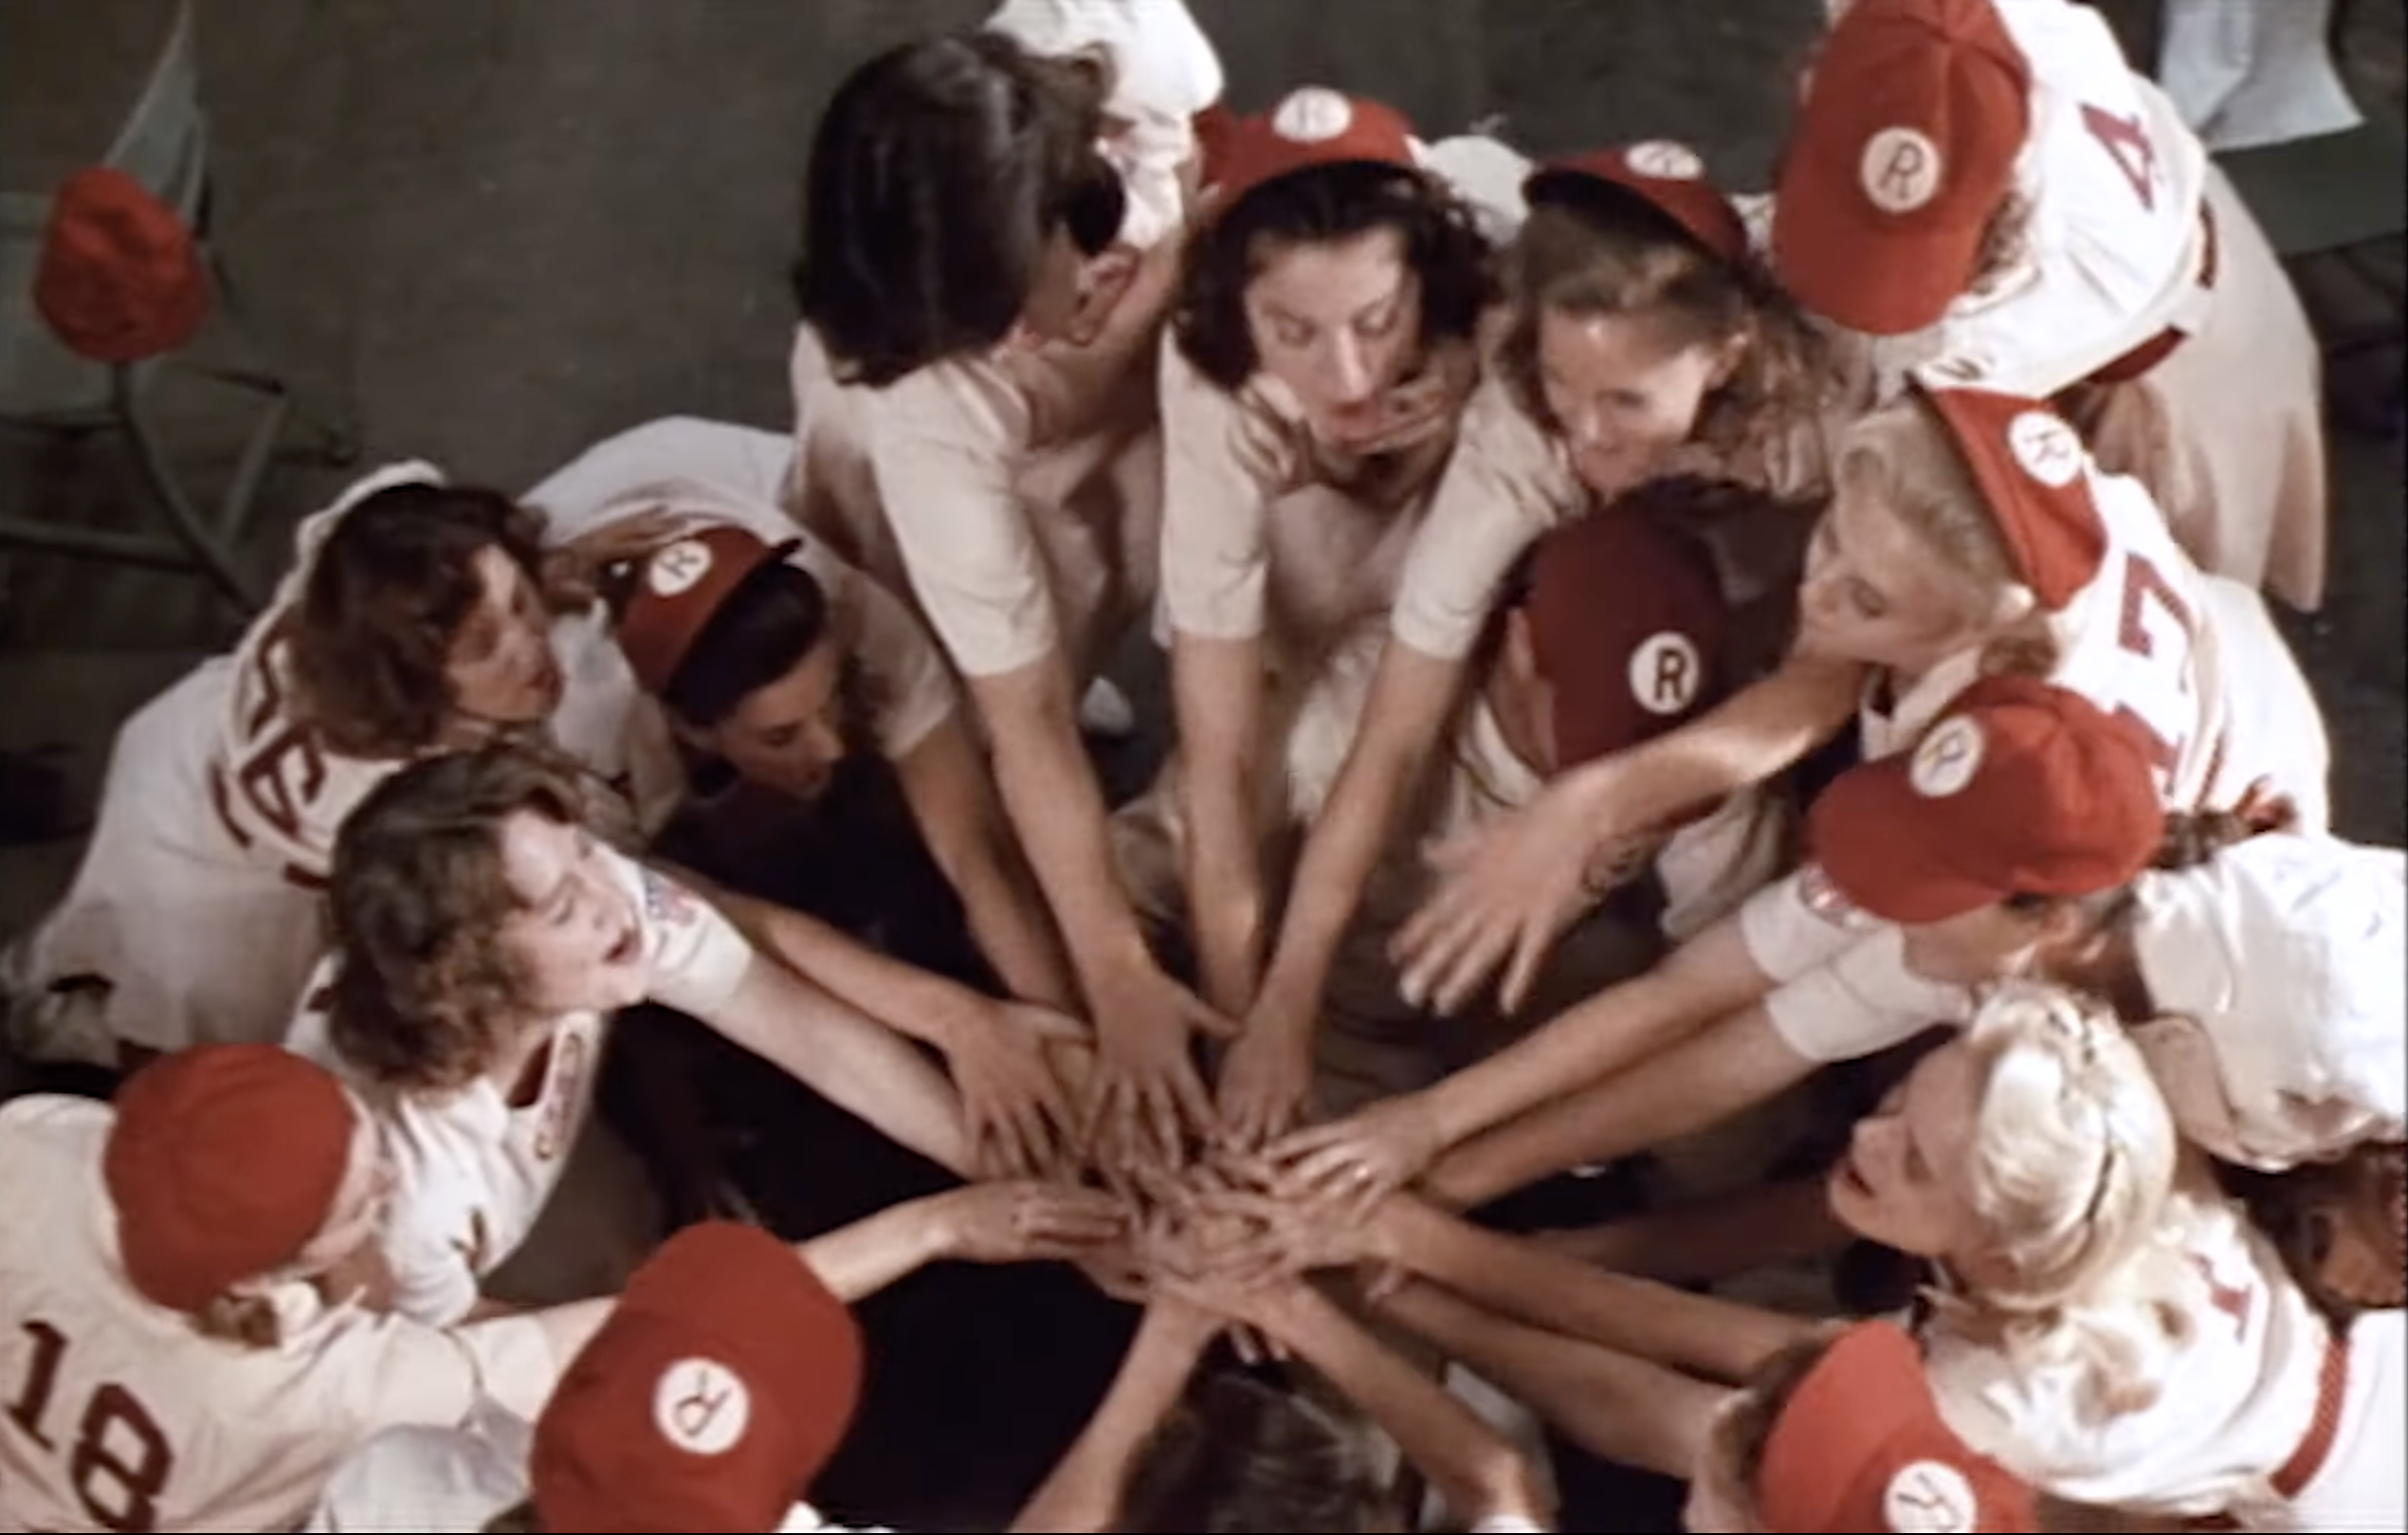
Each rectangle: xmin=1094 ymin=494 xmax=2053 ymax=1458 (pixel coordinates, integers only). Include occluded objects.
xmin=325 ymin=740 xmax=591 ymax=1094
xmin=1172 ymin=158 xmax=1499 ymax=393
xmin=286 ymin=484 xmax=557 ymax=759
xmin=1496 ymin=186 xmax=1838 ymax=465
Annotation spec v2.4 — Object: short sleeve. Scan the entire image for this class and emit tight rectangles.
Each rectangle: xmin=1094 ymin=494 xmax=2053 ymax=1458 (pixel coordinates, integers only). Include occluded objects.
xmin=1736 ymin=865 xmax=1875 ymax=984
xmin=625 ymin=857 xmax=755 ymax=1017
xmin=1389 ymin=377 xmax=1579 ymax=661
xmin=1158 ymin=336 xmax=1299 ymax=642
xmin=868 ymin=365 xmax=1061 ymax=677
xmin=316 ymin=1307 xmax=556 ymax=1445
xmin=1760 ymin=925 xmax=1975 ymax=1065
xmin=845 ymin=571 xmax=961 ymax=760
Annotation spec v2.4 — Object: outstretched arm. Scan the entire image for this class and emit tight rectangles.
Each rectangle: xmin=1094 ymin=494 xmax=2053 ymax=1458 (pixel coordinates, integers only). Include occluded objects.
xmin=1010 ymin=1300 xmax=1222 ymax=1534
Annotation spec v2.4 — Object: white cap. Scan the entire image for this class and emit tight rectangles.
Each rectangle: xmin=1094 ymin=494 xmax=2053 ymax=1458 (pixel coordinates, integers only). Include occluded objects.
xmin=2132 ymin=834 xmax=2406 ymax=1170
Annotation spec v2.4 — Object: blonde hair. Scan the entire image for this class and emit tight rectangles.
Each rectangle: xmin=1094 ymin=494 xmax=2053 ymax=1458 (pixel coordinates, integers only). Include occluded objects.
xmin=1833 ymin=395 xmax=2048 ymax=647
xmin=1929 ymin=982 xmax=2196 ymax=1420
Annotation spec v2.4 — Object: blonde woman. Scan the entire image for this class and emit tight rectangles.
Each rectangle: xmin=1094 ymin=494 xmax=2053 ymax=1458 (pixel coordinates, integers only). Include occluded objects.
xmin=1228 ymin=986 xmax=2185 ymax=1509
xmin=1390 ymin=378 xmax=2329 ymax=1021
xmin=1236 ymin=141 xmax=1846 ymax=1099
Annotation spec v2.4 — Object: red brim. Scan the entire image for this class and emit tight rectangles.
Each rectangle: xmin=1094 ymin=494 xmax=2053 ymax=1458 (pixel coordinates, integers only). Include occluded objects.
xmin=1806 ymin=759 xmax=2004 ymax=924
xmin=1770 ymin=146 xmax=1979 ymax=338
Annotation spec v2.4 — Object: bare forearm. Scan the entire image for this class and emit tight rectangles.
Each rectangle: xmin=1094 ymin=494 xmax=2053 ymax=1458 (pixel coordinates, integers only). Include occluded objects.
xmin=794 ymin=1197 xmax=951 ymax=1302
xmin=1576 ymin=653 xmax=1861 ymax=833
xmin=717 ymin=961 xmax=976 ymax=1177
xmin=1174 ymin=635 xmax=1270 ymax=1011
xmin=976 ymin=671 xmax=1157 ymax=998
xmin=704 ymin=882 xmax=977 ymax=1047
xmin=1382 ymin=1199 xmax=1811 ymax=1381
xmin=898 ymin=728 xmax=1080 ymax=1010
xmin=1540 ymin=1178 xmax=1851 ymax=1284
xmin=1010 ymin=1307 xmax=1214 ymax=1534
xmin=1273 ymin=1288 xmax=1550 ymax=1530
xmin=1425 ymin=1005 xmax=1811 ymax=1212
xmin=1377 ymin=1280 xmax=1730 ymax=1481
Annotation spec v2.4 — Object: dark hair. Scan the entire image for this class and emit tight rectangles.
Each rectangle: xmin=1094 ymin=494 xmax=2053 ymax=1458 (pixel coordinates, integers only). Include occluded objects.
xmin=287 ymin=484 xmax=553 ymax=758
xmin=325 ymin=740 xmax=591 ymax=1093
xmin=1497 ymin=183 xmax=1833 ymax=462
xmin=1121 ymin=1371 xmax=1396 ymax=1533
xmin=653 ymin=561 xmax=833 ymax=729
xmin=1173 ymin=160 xmax=1498 ymax=392
xmin=792 ymin=31 xmax=1122 ymax=386
xmin=1999 ymin=807 xmax=2273 ymax=928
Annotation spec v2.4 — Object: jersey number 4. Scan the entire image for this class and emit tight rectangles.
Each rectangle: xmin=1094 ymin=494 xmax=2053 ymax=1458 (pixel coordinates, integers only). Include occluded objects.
xmin=2079 ymin=102 xmax=2161 ymax=211
xmin=6 ymin=1321 xmax=173 ymax=1532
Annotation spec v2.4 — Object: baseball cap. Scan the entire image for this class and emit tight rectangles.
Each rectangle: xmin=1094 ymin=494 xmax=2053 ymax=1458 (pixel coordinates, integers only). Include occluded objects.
xmin=2133 ymin=835 xmax=2407 ymax=1171
xmin=1921 ymin=386 xmax=2107 ymax=610
xmin=1809 ymin=674 xmax=2164 ymax=924
xmin=1523 ymin=140 xmax=1748 ymax=265
xmin=103 ymin=1045 xmax=358 ymax=1314
xmin=1203 ymin=87 xmax=1419 ymax=215
xmin=1757 ymin=1322 xmax=2038 ymax=1532
xmin=34 ymin=165 xmax=210 ymax=363
xmin=532 ymin=1220 xmax=866 ymax=1533
xmin=612 ymin=522 xmax=802 ymax=697
xmin=1519 ymin=503 xmax=1729 ymax=770
xmin=1771 ymin=0 xmax=2032 ymax=336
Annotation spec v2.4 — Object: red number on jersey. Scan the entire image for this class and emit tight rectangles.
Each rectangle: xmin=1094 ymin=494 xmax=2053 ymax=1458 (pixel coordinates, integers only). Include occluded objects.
xmin=6 ymin=1320 xmax=177 ymax=1531
xmin=2111 ymin=551 xmax=2197 ymax=778
xmin=2079 ymin=102 xmax=2160 ymax=211
xmin=2185 ymin=1252 xmax=2256 ymax=1339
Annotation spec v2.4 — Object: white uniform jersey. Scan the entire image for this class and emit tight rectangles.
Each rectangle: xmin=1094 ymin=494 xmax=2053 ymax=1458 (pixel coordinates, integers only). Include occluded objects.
xmin=1927 ymin=1191 xmax=2403 ymax=1530
xmin=522 ymin=416 xmax=960 ymax=765
xmin=0 ymin=1097 xmax=561 ymax=1535
xmin=1855 ymin=0 xmax=2212 ymax=401
xmin=286 ymin=847 xmax=753 ymax=1327
xmin=306 ymin=1406 xmax=897 ymax=1533
xmin=5 ymin=462 xmax=667 ymax=1059
xmin=1861 ymin=463 xmax=2328 ymax=829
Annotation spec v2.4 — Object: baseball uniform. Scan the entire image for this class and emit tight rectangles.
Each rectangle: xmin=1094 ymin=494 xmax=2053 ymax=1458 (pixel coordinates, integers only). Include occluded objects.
xmin=285 ymin=847 xmax=752 ymax=1327
xmin=1925 ymin=1191 xmax=2403 ymax=1530
xmin=786 ymin=0 xmax=1224 ymax=686
xmin=1789 ymin=0 xmax=2326 ymax=608
xmin=2124 ymin=833 xmax=2407 ymax=1174
xmin=0 ymin=1095 xmax=561 ymax=1535
xmin=1157 ymin=94 xmax=1526 ymax=668
xmin=1852 ymin=400 xmax=2329 ymax=832
xmin=522 ymin=416 xmax=960 ymax=768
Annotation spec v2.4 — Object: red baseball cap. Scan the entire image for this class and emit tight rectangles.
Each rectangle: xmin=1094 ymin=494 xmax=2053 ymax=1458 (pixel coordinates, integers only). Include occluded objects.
xmin=1771 ymin=0 xmax=2031 ymax=336
xmin=613 ymin=522 xmax=801 ymax=697
xmin=1921 ymin=386 xmax=2107 ymax=611
xmin=1520 ymin=503 xmax=1729 ymax=770
xmin=1203 ymin=86 xmax=1419 ymax=215
xmin=532 ymin=1220 xmax=866 ymax=1533
xmin=1524 ymin=140 xmax=1749 ymax=265
xmin=1808 ymin=673 xmax=2164 ymax=923
xmin=1758 ymin=1322 xmax=2038 ymax=1531
xmin=34 ymin=165 xmax=210 ymax=363
xmin=103 ymin=1045 xmax=358 ymax=1314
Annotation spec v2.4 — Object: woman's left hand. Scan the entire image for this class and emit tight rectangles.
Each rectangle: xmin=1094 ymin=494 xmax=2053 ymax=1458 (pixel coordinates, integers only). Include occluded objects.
xmin=542 ymin=508 xmax=707 ymax=606
xmin=1390 ymin=779 xmax=1625 ymax=1016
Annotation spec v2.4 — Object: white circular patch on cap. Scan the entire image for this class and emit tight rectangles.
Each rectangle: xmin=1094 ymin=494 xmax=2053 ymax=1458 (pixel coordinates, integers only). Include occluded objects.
xmin=651 ymin=1357 xmax=751 ymax=1456
xmin=1882 ymin=1458 xmax=1979 ymax=1532
xmin=647 ymin=539 xmax=715 ymax=598
xmin=1628 ymin=630 xmax=1704 ymax=716
xmin=1624 ymin=140 xmax=1705 ymax=181
xmin=1859 ymin=126 xmax=1944 ymax=214
xmin=1271 ymin=87 xmax=1355 ymax=143
xmin=1909 ymin=715 xmax=1986 ymax=799
xmin=2007 ymin=409 xmax=2083 ymax=489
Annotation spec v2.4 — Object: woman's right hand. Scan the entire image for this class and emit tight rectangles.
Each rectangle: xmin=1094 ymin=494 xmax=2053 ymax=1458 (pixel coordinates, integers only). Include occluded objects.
xmin=932 ymin=1180 xmax=1129 ymax=1265
xmin=1084 ymin=956 xmax=1240 ymax=1176
xmin=1213 ymin=1019 xmax=1315 ymax=1152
